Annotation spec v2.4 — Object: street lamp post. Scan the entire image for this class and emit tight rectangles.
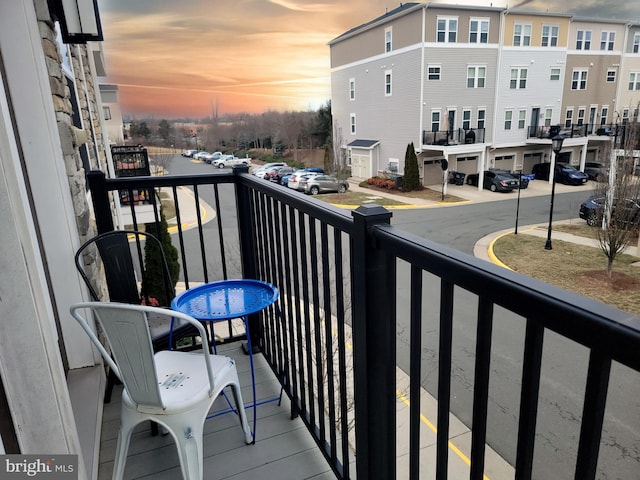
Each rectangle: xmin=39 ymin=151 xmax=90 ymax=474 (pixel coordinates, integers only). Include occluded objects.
xmin=544 ymin=134 xmax=565 ymax=250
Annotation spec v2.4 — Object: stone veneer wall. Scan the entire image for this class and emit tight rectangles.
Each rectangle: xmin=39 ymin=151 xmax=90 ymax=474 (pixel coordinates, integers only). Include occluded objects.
xmin=35 ymin=0 xmax=108 ymax=301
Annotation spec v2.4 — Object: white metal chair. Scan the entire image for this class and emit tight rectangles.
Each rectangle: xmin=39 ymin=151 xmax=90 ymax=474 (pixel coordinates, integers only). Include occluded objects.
xmin=70 ymin=302 xmax=252 ymax=480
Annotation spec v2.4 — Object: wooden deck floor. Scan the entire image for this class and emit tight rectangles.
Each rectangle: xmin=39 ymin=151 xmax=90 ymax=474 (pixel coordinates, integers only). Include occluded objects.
xmin=97 ymin=343 xmax=337 ymax=479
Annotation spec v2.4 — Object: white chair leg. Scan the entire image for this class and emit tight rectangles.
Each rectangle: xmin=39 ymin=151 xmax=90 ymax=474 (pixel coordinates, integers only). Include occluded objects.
xmin=169 ymin=420 xmax=204 ymax=480
xmin=229 ymin=383 xmax=253 ymax=444
xmin=112 ymin=419 xmax=136 ymax=480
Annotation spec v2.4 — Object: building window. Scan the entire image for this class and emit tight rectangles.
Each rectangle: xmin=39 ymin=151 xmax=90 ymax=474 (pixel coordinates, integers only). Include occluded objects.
xmin=572 ymin=69 xmax=588 ymax=90
xmin=384 ymin=70 xmax=392 ymax=96
xmin=513 ymin=23 xmax=531 ymax=46
xmin=349 ymin=78 xmax=355 ymax=100
xmin=504 ymin=110 xmax=513 ymax=130
xmin=576 ymin=30 xmax=591 ymax=50
xmin=634 ymin=34 xmax=640 ymax=53
xmin=469 ymin=19 xmax=489 ymax=43
xmin=350 ymin=113 xmax=356 ymax=134
xmin=467 ymin=66 xmax=486 ymax=88
xmin=462 ymin=109 xmax=471 ymax=130
xmin=518 ymin=110 xmax=526 ymax=129
xmin=510 ymin=68 xmax=527 ymax=89
xmin=577 ymin=108 xmax=586 ymax=125
xmin=622 ymin=108 xmax=629 ymax=123
xmin=600 ymin=107 xmax=608 ymax=125
xmin=600 ymin=31 xmax=615 ymax=51
xmin=606 ymin=69 xmax=616 ymax=83
xmin=550 ymin=67 xmax=561 ymax=81
xmin=437 ymin=17 xmax=458 ymax=43
xmin=544 ymin=108 xmax=553 ymax=127
xmin=431 ymin=111 xmax=441 ymax=132
xmin=477 ymin=109 xmax=486 ymax=129
xmin=103 ymin=106 xmax=112 ymax=120
xmin=565 ymin=108 xmax=573 ymax=128
xmin=385 ymin=28 xmax=392 ymax=52
xmin=629 ymin=72 xmax=640 ymax=91
xmin=428 ymin=65 xmax=441 ymax=80
xmin=542 ymin=25 xmax=559 ymax=47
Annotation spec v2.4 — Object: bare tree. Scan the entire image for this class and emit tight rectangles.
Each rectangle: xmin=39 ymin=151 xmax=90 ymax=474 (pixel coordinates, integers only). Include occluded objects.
xmin=590 ymin=115 xmax=640 ymax=277
xmin=329 ymin=121 xmax=349 ymax=178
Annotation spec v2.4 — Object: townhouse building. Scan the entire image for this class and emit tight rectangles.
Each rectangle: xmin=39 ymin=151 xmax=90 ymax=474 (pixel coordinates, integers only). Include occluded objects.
xmin=329 ymin=2 xmax=640 ymax=187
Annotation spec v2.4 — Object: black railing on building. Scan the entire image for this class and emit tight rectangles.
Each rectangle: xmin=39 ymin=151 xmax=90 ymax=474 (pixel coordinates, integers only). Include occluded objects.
xmin=527 ymin=124 xmax=588 ymax=140
xmin=87 ymin=167 xmax=640 ymax=480
xmin=422 ymin=128 xmax=485 ymax=146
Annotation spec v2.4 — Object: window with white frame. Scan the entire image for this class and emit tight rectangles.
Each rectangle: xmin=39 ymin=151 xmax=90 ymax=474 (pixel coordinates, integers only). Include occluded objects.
xmin=572 ymin=69 xmax=588 ymax=90
xmin=600 ymin=107 xmax=608 ymax=125
xmin=576 ymin=30 xmax=591 ymax=50
xmin=437 ymin=17 xmax=458 ymax=43
xmin=565 ymin=108 xmax=573 ymax=127
xmin=504 ymin=110 xmax=513 ymax=130
xmin=606 ymin=69 xmax=616 ymax=83
xmin=349 ymin=78 xmax=355 ymax=100
xmin=428 ymin=65 xmax=441 ymax=80
xmin=385 ymin=27 xmax=392 ymax=53
xmin=622 ymin=108 xmax=629 ymax=123
xmin=431 ymin=111 xmax=441 ymax=132
xmin=385 ymin=70 xmax=392 ymax=96
xmin=550 ymin=67 xmax=561 ymax=81
xmin=518 ymin=110 xmax=526 ymax=129
xmin=510 ymin=68 xmax=527 ymax=89
xmin=103 ymin=106 xmax=112 ymax=120
xmin=350 ymin=113 xmax=356 ymax=134
xmin=513 ymin=23 xmax=531 ymax=46
xmin=629 ymin=72 xmax=640 ymax=91
xmin=600 ymin=31 xmax=615 ymax=51
xmin=577 ymin=107 xmax=586 ymax=125
xmin=544 ymin=108 xmax=553 ymax=127
xmin=347 ymin=147 xmax=352 ymax=166
xmin=542 ymin=25 xmax=559 ymax=47
xmin=477 ymin=108 xmax=486 ymax=129
xmin=634 ymin=34 xmax=640 ymax=53
xmin=462 ymin=109 xmax=471 ymax=130
xmin=469 ymin=18 xmax=489 ymax=43
xmin=467 ymin=66 xmax=486 ymax=88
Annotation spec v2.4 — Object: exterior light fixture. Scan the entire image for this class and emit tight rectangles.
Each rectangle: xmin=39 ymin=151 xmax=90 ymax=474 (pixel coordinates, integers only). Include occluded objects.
xmin=544 ymin=134 xmax=565 ymax=250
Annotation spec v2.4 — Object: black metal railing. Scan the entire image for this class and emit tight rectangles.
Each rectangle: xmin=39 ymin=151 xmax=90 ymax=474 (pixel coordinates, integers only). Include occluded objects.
xmin=422 ymin=127 xmax=485 ymax=146
xmin=87 ymin=167 xmax=640 ymax=480
xmin=527 ymin=123 xmax=588 ymax=139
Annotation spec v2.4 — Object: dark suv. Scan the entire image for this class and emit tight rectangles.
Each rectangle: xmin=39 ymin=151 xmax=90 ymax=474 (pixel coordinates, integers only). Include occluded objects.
xmin=532 ymin=162 xmax=589 ymax=185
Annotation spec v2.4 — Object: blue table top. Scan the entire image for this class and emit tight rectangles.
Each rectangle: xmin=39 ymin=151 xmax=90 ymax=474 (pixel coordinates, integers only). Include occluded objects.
xmin=171 ymin=279 xmax=279 ymax=321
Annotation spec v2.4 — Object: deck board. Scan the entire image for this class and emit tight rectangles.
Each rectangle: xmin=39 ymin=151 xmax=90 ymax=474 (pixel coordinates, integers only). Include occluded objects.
xmin=97 ymin=343 xmax=335 ymax=479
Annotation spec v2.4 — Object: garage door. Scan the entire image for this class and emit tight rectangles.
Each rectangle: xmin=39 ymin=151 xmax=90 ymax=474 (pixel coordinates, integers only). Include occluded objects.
xmin=351 ymin=153 xmax=370 ymax=179
xmin=523 ymin=152 xmax=542 ymax=174
xmin=423 ymin=160 xmax=443 ymax=185
xmin=455 ymin=156 xmax=478 ymax=175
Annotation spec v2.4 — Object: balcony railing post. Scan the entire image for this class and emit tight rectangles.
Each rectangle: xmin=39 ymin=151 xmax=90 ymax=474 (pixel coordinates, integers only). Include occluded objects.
xmin=234 ymin=166 xmax=261 ymax=349
xmin=87 ymin=170 xmax=114 ymax=234
xmin=351 ymin=204 xmax=395 ymax=480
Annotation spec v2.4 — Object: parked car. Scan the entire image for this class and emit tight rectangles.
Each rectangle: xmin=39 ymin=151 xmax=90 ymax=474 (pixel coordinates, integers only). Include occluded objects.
xmin=252 ymin=162 xmax=288 ymax=178
xmin=579 ymin=195 xmax=640 ymax=227
xmin=283 ymin=167 xmax=323 ymax=187
xmin=181 ymin=149 xmax=197 ymax=157
xmin=288 ymin=171 xmax=322 ymax=191
xmin=303 ymin=175 xmax=349 ymax=195
xmin=532 ymin=162 xmax=589 ymax=185
xmin=489 ymin=169 xmax=530 ymax=189
xmin=465 ymin=170 xmax=518 ymax=192
xmin=212 ymin=155 xmax=251 ymax=168
xmin=584 ymin=162 xmax=607 ymax=181
xmin=192 ymin=151 xmax=210 ymax=161
xmin=200 ymin=151 xmax=223 ymax=164
xmin=268 ymin=166 xmax=295 ymax=183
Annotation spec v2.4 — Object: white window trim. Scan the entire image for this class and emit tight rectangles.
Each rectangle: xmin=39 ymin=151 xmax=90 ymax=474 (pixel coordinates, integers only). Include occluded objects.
xmin=606 ymin=69 xmax=616 ymax=83
xmin=350 ymin=113 xmax=356 ymax=135
xmin=428 ymin=65 xmax=441 ymax=80
xmin=469 ymin=18 xmax=489 ymax=44
xmin=504 ymin=110 xmax=513 ymax=130
xmin=349 ymin=78 xmax=355 ymax=101
xmin=576 ymin=30 xmax=591 ymax=50
xmin=565 ymin=107 xmax=574 ymax=127
xmin=513 ymin=23 xmax=531 ymax=47
xmin=633 ymin=34 xmax=640 ymax=54
xmin=630 ymin=72 xmax=640 ymax=91
xmin=550 ymin=67 xmax=561 ymax=81
xmin=541 ymin=24 xmax=559 ymax=47
xmin=510 ymin=67 xmax=528 ymax=89
xmin=600 ymin=31 xmax=615 ymax=51
xmin=462 ymin=109 xmax=472 ymax=130
xmin=437 ymin=16 xmax=458 ymax=43
xmin=431 ymin=110 xmax=441 ymax=132
xmin=477 ymin=108 xmax=486 ymax=129
xmin=384 ymin=69 xmax=392 ymax=96
xmin=385 ymin=27 xmax=392 ymax=53
xmin=571 ymin=69 xmax=588 ymax=90
xmin=518 ymin=109 xmax=526 ymax=129
xmin=467 ymin=65 xmax=486 ymax=88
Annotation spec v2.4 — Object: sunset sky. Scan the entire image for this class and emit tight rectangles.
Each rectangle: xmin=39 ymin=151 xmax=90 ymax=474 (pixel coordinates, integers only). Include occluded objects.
xmin=99 ymin=0 xmax=637 ymax=119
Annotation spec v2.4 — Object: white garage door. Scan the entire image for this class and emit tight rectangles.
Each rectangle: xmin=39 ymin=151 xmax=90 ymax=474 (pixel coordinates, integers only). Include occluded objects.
xmin=423 ymin=161 xmax=443 ymax=185
xmin=351 ymin=153 xmax=370 ymax=179
xmin=455 ymin=156 xmax=478 ymax=175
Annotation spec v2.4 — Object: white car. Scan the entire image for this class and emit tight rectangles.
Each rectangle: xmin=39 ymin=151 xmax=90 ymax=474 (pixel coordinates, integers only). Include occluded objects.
xmin=252 ymin=162 xmax=287 ymax=178
xmin=288 ymin=172 xmax=321 ymax=191
xmin=200 ymin=151 xmax=223 ymax=164
xmin=212 ymin=155 xmax=251 ymax=168
xmin=192 ymin=151 xmax=210 ymax=161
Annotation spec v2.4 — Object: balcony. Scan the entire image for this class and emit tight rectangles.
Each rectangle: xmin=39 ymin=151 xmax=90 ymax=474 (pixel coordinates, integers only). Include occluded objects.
xmin=422 ymin=128 xmax=485 ymax=146
xmin=86 ymin=168 xmax=640 ymax=480
xmin=527 ymin=124 xmax=588 ymax=140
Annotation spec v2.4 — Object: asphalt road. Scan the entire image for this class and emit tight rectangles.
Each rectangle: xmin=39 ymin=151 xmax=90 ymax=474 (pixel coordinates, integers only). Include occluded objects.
xmin=164 ymin=154 xmax=639 ymax=479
